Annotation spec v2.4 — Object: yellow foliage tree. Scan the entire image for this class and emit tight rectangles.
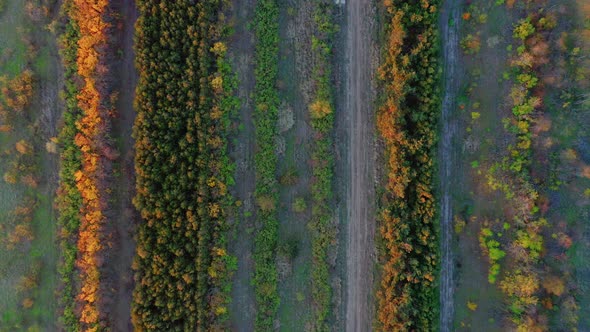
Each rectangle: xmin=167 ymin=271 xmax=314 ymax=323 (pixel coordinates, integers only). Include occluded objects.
xmin=309 ymin=99 xmax=332 ymax=119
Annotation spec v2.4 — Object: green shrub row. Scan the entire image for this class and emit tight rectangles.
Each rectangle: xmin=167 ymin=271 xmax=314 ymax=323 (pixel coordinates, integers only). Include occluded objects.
xmin=308 ymin=1 xmax=337 ymax=330
xmin=56 ymin=1 xmax=83 ymax=330
xmin=251 ymin=0 xmax=280 ymax=329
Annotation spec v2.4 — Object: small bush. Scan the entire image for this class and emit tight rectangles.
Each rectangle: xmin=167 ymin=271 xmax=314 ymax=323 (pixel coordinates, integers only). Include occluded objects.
xmin=310 ymin=99 xmax=332 ymax=119
xmin=278 ymin=238 xmax=299 ymax=260
xmin=279 ymin=168 xmax=298 ymax=185
xmin=292 ymin=197 xmax=306 ymax=213
xmin=454 ymin=216 xmax=466 ymax=234
xmin=461 ymin=34 xmax=481 ymax=54
xmin=513 ymin=18 xmax=535 ymax=41
xmin=257 ymin=195 xmax=276 ymax=212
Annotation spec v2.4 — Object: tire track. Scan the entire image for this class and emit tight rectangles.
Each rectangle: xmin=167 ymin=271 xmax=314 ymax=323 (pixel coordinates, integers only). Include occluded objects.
xmin=345 ymin=0 xmax=376 ymax=330
xmin=439 ymin=0 xmax=461 ymax=331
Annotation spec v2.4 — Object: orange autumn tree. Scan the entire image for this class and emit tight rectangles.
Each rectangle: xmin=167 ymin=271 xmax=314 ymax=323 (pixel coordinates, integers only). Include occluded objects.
xmin=377 ymin=0 xmax=440 ymax=330
xmin=71 ymin=0 xmax=109 ymax=329
xmin=377 ymin=9 xmax=411 ymax=329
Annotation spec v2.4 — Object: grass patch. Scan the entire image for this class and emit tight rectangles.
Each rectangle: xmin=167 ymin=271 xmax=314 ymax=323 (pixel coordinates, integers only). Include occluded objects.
xmin=0 ymin=0 xmax=59 ymax=329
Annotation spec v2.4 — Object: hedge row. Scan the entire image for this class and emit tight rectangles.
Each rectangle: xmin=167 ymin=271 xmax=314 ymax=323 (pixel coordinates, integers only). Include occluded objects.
xmin=56 ymin=1 xmax=83 ymax=330
xmin=251 ymin=0 xmax=280 ymax=329
xmin=308 ymin=1 xmax=337 ymax=330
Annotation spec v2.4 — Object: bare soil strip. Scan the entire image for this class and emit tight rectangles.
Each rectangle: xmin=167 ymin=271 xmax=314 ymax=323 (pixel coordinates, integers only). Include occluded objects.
xmin=105 ymin=0 xmax=138 ymax=330
xmin=345 ymin=0 xmax=376 ymax=330
xmin=439 ymin=0 xmax=462 ymax=330
xmin=228 ymin=0 xmax=257 ymax=329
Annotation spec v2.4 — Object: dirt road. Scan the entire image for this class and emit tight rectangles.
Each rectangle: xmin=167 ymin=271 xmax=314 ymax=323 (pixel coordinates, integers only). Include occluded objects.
xmin=105 ymin=0 xmax=138 ymax=330
xmin=344 ymin=0 xmax=376 ymax=330
xmin=439 ymin=0 xmax=461 ymax=331
xmin=228 ymin=0 xmax=257 ymax=329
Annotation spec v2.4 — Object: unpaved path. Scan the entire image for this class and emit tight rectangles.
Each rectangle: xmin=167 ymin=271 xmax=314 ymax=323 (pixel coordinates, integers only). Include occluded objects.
xmin=228 ymin=0 xmax=257 ymax=329
xmin=345 ymin=0 xmax=376 ymax=330
xmin=439 ymin=0 xmax=461 ymax=331
xmin=106 ymin=0 xmax=138 ymax=330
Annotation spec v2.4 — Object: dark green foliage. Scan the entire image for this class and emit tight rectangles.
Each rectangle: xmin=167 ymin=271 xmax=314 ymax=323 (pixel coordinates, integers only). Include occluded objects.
xmin=278 ymin=237 xmax=300 ymax=260
xmin=131 ymin=1 xmax=237 ymax=330
xmin=377 ymin=0 xmax=441 ymax=330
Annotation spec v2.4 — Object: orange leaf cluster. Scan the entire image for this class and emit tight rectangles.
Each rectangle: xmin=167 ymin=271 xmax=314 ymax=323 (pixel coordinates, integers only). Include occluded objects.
xmin=71 ymin=0 xmax=109 ymax=329
xmin=1 ymin=69 xmax=34 ymax=113
xmin=377 ymin=10 xmax=410 ymax=201
xmin=376 ymin=1 xmax=440 ymax=330
xmin=377 ymin=10 xmax=415 ymax=329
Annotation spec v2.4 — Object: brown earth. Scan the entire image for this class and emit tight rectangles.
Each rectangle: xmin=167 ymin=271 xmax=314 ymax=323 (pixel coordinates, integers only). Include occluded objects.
xmin=344 ymin=0 xmax=377 ymax=330
xmin=439 ymin=0 xmax=462 ymax=330
xmin=227 ymin=0 xmax=257 ymax=329
xmin=100 ymin=0 xmax=138 ymax=330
